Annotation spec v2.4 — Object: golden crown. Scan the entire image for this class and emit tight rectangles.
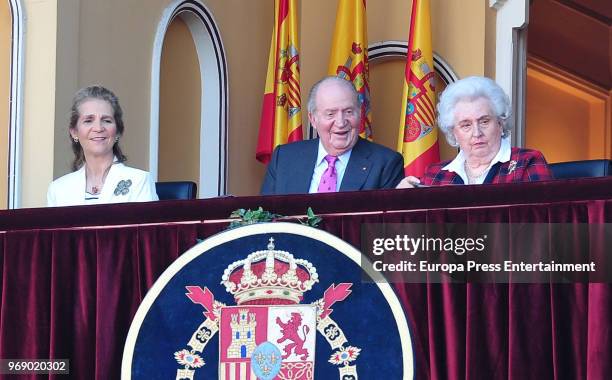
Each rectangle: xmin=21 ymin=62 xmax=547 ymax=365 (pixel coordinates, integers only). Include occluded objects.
xmin=220 ymin=238 xmax=319 ymax=305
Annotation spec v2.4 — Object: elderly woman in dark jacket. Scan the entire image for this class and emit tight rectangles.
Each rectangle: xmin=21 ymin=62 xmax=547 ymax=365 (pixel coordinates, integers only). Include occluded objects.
xmin=397 ymin=76 xmax=552 ymax=188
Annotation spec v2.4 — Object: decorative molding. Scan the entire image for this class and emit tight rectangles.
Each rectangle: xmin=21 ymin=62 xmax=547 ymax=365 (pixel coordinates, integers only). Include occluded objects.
xmin=367 ymin=40 xmax=459 ymax=86
xmin=8 ymin=0 xmax=25 ymax=209
xmin=490 ymin=0 xmax=529 ymax=147
xmin=150 ymin=0 xmax=228 ymax=198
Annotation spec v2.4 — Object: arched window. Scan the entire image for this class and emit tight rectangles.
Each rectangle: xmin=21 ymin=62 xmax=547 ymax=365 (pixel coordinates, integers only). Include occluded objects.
xmin=4 ymin=0 xmax=24 ymax=209
xmin=151 ymin=0 xmax=228 ymax=198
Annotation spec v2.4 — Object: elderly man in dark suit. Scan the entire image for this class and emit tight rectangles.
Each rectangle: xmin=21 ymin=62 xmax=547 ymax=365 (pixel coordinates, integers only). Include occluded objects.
xmin=261 ymin=76 xmax=404 ymax=195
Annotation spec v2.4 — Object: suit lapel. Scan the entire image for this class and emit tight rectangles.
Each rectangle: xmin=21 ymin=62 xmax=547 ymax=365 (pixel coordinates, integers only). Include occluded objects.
xmin=484 ymin=162 xmax=503 ymax=184
xmin=287 ymin=139 xmax=319 ymax=193
xmin=340 ymin=139 xmax=372 ymax=191
xmin=99 ymin=163 xmax=121 ymax=202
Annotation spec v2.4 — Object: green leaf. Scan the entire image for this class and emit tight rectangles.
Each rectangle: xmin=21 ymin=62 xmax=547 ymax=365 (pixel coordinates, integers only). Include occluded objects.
xmin=298 ymin=207 xmax=322 ymax=227
xmin=306 ymin=207 xmax=315 ymax=218
xmin=230 ymin=208 xmax=245 ymax=218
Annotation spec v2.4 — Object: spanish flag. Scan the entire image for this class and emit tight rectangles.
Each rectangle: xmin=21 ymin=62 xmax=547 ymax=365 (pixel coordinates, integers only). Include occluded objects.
xmin=256 ymin=0 xmax=303 ymax=164
xmin=327 ymin=0 xmax=372 ymax=140
xmin=397 ymin=0 xmax=439 ymax=176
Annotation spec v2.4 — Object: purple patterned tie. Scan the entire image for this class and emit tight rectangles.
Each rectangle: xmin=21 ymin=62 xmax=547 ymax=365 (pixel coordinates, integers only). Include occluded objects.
xmin=317 ymin=155 xmax=338 ymax=193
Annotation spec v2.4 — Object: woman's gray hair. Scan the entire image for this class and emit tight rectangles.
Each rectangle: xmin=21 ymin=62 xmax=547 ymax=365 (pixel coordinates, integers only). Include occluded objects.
xmin=69 ymin=85 xmax=127 ymax=171
xmin=307 ymin=76 xmax=360 ymax=115
xmin=436 ymin=76 xmax=512 ymax=147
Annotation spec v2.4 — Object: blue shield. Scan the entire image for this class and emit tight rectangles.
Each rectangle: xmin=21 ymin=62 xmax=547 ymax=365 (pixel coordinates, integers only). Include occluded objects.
xmin=251 ymin=341 xmax=282 ymax=380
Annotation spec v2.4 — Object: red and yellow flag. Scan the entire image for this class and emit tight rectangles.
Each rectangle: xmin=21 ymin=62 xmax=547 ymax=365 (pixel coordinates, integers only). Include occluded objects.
xmin=328 ymin=0 xmax=372 ymax=140
xmin=256 ymin=0 xmax=303 ymax=164
xmin=397 ymin=0 xmax=439 ymax=176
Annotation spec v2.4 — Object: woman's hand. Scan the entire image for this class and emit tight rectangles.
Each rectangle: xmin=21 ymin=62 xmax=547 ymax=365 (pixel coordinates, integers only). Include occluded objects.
xmin=396 ymin=176 xmax=421 ymax=189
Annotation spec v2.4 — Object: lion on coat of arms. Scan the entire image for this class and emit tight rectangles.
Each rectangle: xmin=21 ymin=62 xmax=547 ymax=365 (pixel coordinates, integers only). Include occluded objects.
xmin=276 ymin=312 xmax=311 ymax=360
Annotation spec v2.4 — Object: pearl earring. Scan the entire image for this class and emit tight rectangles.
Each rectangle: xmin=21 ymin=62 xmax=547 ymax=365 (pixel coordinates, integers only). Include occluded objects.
xmin=72 ymin=136 xmax=78 ymax=142
xmin=115 ymin=136 xmax=120 ymax=143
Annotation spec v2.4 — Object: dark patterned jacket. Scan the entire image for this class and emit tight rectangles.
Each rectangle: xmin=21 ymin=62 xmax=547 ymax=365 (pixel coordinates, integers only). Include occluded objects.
xmin=421 ymin=147 xmax=552 ymax=185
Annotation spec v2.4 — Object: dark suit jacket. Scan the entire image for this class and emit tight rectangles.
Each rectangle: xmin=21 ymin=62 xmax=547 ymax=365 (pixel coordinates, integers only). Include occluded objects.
xmin=261 ymin=138 xmax=405 ymax=195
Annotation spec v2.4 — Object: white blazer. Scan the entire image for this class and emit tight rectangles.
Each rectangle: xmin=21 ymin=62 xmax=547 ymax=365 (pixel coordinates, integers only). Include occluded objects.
xmin=47 ymin=163 xmax=159 ymax=207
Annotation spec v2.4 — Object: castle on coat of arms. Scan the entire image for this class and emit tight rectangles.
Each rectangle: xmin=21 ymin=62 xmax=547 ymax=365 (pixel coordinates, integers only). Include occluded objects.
xmin=227 ymin=309 xmax=257 ymax=358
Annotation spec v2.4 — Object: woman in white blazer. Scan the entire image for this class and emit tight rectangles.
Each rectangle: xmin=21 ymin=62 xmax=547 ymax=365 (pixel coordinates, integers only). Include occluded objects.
xmin=47 ymin=86 xmax=158 ymax=207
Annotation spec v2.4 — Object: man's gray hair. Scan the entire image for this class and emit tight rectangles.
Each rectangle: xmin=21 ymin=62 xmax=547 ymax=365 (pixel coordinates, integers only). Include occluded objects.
xmin=307 ymin=76 xmax=360 ymax=114
xmin=436 ymin=76 xmax=512 ymax=147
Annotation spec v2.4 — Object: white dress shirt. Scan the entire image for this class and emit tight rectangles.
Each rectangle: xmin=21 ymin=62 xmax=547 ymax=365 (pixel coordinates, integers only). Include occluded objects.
xmin=442 ymin=137 xmax=512 ymax=184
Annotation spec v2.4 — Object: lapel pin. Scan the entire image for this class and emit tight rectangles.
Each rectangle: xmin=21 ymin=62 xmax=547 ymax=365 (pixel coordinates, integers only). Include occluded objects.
xmin=114 ymin=179 xmax=133 ymax=196
xmin=508 ymin=160 xmax=517 ymax=174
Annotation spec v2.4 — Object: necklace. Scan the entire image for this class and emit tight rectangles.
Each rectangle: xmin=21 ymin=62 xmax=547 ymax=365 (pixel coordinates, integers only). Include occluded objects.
xmin=86 ymin=163 xmax=113 ymax=195
xmin=464 ymin=162 xmax=488 ymax=182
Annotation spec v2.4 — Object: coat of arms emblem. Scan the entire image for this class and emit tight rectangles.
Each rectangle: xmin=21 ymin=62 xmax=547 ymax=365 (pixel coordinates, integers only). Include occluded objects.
xmin=174 ymin=238 xmax=360 ymax=380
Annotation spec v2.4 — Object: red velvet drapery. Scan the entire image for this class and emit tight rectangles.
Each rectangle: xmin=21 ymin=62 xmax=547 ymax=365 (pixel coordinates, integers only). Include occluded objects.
xmin=1 ymin=177 xmax=610 ymax=379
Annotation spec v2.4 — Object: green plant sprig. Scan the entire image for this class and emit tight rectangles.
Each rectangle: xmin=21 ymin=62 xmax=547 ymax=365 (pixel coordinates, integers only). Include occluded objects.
xmin=227 ymin=207 xmax=322 ymax=229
